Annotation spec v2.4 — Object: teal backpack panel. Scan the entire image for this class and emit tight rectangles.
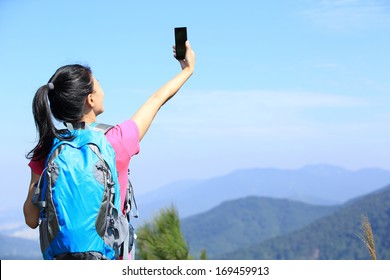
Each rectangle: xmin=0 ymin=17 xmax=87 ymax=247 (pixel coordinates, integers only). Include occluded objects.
xmin=34 ymin=124 xmax=129 ymax=260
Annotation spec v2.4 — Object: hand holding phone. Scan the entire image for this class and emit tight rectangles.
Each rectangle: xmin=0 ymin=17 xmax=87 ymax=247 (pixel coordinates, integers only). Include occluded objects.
xmin=174 ymin=27 xmax=187 ymax=60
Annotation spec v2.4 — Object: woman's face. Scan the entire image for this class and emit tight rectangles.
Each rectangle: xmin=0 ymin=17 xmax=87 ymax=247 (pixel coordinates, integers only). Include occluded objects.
xmin=91 ymin=76 xmax=104 ymax=116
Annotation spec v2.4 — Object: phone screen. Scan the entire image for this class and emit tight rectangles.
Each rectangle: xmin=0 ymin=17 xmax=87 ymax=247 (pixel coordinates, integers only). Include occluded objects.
xmin=175 ymin=27 xmax=187 ymax=60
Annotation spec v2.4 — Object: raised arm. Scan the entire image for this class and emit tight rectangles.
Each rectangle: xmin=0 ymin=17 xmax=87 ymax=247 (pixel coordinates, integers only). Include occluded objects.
xmin=131 ymin=41 xmax=195 ymax=141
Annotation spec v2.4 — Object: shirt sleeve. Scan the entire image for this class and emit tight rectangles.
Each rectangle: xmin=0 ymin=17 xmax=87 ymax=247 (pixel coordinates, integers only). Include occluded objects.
xmin=105 ymin=119 xmax=140 ymax=159
xmin=28 ymin=158 xmax=45 ymax=175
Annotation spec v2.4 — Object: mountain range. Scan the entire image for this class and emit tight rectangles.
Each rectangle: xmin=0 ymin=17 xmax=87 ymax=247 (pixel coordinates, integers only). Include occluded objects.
xmin=1 ymin=164 xmax=390 ymax=260
xmin=218 ymin=184 xmax=390 ymax=259
xmin=134 ymin=164 xmax=390 ymax=225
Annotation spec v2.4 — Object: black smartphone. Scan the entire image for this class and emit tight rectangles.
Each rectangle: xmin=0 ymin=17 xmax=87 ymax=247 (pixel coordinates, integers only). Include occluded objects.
xmin=175 ymin=27 xmax=187 ymax=60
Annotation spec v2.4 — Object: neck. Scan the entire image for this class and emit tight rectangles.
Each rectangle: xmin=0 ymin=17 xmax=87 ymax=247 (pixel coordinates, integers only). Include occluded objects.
xmin=81 ymin=114 xmax=96 ymax=124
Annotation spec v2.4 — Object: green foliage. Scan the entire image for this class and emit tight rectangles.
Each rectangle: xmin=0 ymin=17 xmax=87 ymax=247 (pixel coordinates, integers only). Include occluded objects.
xmin=200 ymin=249 xmax=207 ymax=260
xmin=135 ymin=205 xmax=194 ymax=260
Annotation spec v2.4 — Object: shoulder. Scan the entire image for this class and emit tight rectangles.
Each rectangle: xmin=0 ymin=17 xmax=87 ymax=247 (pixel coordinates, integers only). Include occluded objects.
xmin=105 ymin=119 xmax=139 ymax=139
xmin=105 ymin=119 xmax=140 ymax=156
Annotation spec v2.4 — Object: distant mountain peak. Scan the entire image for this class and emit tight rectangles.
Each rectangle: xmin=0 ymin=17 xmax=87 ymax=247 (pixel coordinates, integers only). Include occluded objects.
xmin=299 ymin=164 xmax=349 ymax=174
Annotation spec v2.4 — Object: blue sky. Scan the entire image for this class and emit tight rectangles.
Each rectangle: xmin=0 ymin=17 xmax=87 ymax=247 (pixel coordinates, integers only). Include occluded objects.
xmin=1 ymin=0 xmax=390 ymax=234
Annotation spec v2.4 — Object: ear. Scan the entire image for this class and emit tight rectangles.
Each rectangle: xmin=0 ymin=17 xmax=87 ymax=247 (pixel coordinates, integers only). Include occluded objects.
xmin=85 ymin=93 xmax=95 ymax=108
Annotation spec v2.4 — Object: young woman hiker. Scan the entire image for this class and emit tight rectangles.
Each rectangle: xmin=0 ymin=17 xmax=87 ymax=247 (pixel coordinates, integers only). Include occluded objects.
xmin=23 ymin=41 xmax=195 ymax=259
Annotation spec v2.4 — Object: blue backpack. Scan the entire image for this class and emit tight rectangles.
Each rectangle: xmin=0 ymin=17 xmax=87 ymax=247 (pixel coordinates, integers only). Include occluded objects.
xmin=33 ymin=123 xmax=135 ymax=260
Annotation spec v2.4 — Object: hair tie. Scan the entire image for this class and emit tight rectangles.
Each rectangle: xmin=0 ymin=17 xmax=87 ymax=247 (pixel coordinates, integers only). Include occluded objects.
xmin=47 ymin=82 xmax=54 ymax=90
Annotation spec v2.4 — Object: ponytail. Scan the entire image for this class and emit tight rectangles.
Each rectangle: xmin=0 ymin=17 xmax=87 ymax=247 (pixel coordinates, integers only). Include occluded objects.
xmin=26 ymin=64 xmax=93 ymax=161
xmin=27 ymin=84 xmax=59 ymax=161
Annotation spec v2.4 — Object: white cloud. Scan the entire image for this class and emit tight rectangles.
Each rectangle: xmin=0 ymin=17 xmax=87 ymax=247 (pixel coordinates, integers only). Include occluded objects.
xmin=0 ymin=222 xmax=23 ymax=231
xmin=0 ymin=220 xmax=39 ymax=240
xmin=12 ymin=228 xmax=39 ymax=240
xmin=148 ymin=89 xmax=379 ymax=145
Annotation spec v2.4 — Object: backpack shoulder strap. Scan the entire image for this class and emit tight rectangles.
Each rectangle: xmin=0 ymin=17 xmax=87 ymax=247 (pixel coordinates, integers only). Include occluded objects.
xmin=63 ymin=122 xmax=114 ymax=134
xmin=89 ymin=123 xmax=114 ymax=134
xmin=125 ymin=169 xmax=139 ymax=219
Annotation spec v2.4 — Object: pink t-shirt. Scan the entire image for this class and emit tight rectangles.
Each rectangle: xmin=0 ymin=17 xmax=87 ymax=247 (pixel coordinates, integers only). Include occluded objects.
xmin=28 ymin=120 xmax=140 ymax=213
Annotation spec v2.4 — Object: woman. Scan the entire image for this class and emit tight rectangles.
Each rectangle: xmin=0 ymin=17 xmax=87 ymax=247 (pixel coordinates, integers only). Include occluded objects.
xmin=23 ymin=41 xmax=195 ymax=257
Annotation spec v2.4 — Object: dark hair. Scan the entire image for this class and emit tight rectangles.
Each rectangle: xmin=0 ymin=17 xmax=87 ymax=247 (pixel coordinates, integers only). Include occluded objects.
xmin=26 ymin=64 xmax=94 ymax=161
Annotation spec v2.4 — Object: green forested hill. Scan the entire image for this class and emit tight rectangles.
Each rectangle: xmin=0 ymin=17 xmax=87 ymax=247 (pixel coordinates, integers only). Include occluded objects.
xmin=220 ymin=185 xmax=390 ymax=259
xmin=181 ymin=196 xmax=338 ymax=258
